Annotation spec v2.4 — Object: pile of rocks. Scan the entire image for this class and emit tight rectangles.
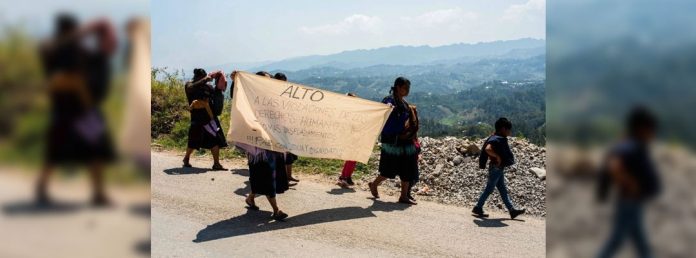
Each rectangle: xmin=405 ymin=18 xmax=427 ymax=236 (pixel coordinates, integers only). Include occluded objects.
xmin=362 ymin=136 xmax=547 ymax=216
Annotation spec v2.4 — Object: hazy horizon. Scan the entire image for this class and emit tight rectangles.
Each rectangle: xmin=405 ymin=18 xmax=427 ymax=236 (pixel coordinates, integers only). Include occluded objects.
xmin=204 ymin=37 xmax=545 ymax=68
xmin=152 ymin=0 xmax=545 ymax=69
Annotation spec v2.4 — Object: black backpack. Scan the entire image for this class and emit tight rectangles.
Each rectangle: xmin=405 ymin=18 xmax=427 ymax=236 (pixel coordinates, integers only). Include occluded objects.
xmin=595 ymin=145 xmax=662 ymax=202
xmin=478 ymin=135 xmax=494 ymax=169
xmin=211 ymin=89 xmax=225 ymax=116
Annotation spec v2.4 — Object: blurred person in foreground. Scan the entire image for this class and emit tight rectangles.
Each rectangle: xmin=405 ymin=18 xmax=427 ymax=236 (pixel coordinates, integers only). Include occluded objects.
xmin=36 ymin=14 xmax=117 ymax=206
xmin=597 ymin=106 xmax=661 ymax=258
xmin=120 ymin=17 xmax=152 ymax=171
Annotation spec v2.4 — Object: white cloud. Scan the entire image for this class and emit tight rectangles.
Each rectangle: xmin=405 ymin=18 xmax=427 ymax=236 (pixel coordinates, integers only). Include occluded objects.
xmin=300 ymin=14 xmax=383 ymax=35
xmin=401 ymin=8 xmax=478 ymax=27
xmin=296 ymin=8 xmax=507 ymax=49
xmin=503 ymin=0 xmax=545 ymax=21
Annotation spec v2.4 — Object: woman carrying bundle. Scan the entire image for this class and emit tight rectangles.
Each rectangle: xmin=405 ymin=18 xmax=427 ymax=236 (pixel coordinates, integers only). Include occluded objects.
xmin=182 ymin=68 xmax=228 ymax=170
xmin=368 ymin=77 xmax=420 ymax=205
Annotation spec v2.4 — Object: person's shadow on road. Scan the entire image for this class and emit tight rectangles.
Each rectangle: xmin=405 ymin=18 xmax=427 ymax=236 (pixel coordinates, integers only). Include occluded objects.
xmin=326 ymin=188 xmax=356 ymax=195
xmin=192 ymin=206 xmax=376 ymax=242
xmin=231 ymin=169 xmax=251 ymax=197
xmin=230 ymin=168 xmax=249 ymax=177
xmin=367 ymin=199 xmax=411 ymax=212
xmin=2 ymin=200 xmax=85 ymax=216
xmin=163 ymin=167 xmax=211 ymax=175
xmin=472 ymin=217 xmax=525 ymax=228
xmin=233 ymin=181 xmax=251 ymax=197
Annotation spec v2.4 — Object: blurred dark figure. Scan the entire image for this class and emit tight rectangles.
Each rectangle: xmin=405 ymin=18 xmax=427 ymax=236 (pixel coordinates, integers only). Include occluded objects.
xmin=37 ymin=14 xmax=117 ymax=206
xmin=182 ymin=68 xmax=228 ymax=170
xmin=597 ymin=106 xmax=661 ymax=258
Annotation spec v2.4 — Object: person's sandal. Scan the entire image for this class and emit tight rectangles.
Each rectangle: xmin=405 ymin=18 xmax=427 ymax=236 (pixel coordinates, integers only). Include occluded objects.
xmin=288 ymin=177 xmax=300 ymax=182
xmin=245 ymin=199 xmax=259 ymax=210
xmin=212 ymin=163 xmax=225 ymax=171
xmin=182 ymin=158 xmax=192 ymax=168
xmin=398 ymin=197 xmax=417 ymax=205
xmin=272 ymin=210 xmax=288 ymax=221
xmin=368 ymin=182 xmax=380 ymax=199
xmin=336 ymin=178 xmax=349 ymax=188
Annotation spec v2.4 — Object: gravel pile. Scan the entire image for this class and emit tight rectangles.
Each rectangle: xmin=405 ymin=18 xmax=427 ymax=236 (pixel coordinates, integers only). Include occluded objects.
xmin=361 ymin=136 xmax=547 ymax=216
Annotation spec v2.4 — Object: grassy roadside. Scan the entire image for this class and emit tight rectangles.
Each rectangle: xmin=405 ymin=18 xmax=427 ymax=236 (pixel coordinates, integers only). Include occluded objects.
xmin=151 ymin=141 xmax=379 ymax=181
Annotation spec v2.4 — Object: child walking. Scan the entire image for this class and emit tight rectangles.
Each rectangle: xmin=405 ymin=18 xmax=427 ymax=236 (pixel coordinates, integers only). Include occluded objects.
xmin=472 ymin=117 xmax=526 ymax=219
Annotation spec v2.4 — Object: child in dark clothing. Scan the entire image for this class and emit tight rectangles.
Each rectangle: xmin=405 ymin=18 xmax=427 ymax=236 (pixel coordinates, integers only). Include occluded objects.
xmin=596 ymin=106 xmax=661 ymax=258
xmin=472 ymin=117 xmax=526 ymax=219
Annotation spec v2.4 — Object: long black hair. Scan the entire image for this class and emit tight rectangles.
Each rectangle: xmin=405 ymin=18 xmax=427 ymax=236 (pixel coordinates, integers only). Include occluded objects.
xmin=273 ymin=72 xmax=287 ymax=81
xmin=390 ymin=76 xmax=411 ymax=95
xmin=55 ymin=13 xmax=78 ymax=38
xmin=256 ymin=71 xmax=271 ymax=77
xmin=193 ymin=68 xmax=207 ymax=82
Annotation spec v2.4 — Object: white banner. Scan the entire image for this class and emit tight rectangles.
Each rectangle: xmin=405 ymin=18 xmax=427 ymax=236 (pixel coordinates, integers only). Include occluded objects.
xmin=228 ymin=71 xmax=392 ymax=163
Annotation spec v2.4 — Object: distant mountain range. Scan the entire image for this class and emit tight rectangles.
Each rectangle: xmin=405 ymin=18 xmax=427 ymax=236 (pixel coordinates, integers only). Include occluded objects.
xmin=275 ymin=54 xmax=544 ymax=98
xmin=205 ymin=38 xmax=544 ymax=72
xmin=197 ymin=38 xmax=547 ymax=144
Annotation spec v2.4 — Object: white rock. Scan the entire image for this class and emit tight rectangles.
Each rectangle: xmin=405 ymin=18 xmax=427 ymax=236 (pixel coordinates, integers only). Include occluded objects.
xmin=530 ymin=167 xmax=546 ymax=180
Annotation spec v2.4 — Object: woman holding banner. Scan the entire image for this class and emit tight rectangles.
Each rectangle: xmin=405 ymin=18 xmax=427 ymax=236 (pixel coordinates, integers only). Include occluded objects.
xmin=233 ymin=70 xmax=289 ymax=221
xmin=368 ymin=77 xmax=420 ymax=205
xmin=273 ymin=72 xmax=301 ymax=184
xmin=182 ymin=68 xmax=228 ymax=170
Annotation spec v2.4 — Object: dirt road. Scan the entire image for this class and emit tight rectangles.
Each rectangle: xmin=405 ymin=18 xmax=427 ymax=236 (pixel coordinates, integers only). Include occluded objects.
xmin=151 ymin=151 xmax=545 ymax=257
xmin=0 ymin=168 xmax=150 ymax=258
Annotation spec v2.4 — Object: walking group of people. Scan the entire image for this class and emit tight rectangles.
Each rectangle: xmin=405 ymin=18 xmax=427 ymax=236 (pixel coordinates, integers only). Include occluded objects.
xmin=182 ymin=69 xmax=298 ymax=220
xmin=182 ymin=68 xmax=526 ymax=221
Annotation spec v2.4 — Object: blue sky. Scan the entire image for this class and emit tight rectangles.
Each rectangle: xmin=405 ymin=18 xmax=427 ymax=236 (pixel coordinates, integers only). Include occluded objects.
xmin=0 ymin=0 xmax=148 ymax=36
xmin=152 ymin=0 xmax=545 ymax=69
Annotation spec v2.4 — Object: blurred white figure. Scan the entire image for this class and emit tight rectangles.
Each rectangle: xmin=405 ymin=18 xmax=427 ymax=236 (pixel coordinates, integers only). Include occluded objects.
xmin=120 ymin=17 xmax=151 ymax=170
